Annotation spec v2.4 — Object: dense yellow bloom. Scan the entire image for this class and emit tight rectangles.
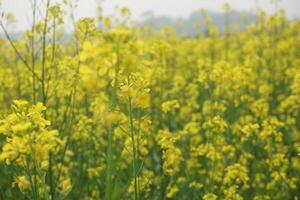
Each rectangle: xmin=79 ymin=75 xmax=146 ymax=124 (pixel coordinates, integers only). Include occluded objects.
xmin=0 ymin=101 xmax=61 ymax=167
xmin=0 ymin=3 xmax=299 ymax=199
xmin=224 ymin=163 xmax=249 ymax=187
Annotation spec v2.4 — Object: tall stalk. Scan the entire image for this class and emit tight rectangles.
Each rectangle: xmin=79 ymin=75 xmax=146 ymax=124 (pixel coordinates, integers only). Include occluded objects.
xmin=41 ymin=0 xmax=51 ymax=106
xmin=128 ymin=95 xmax=139 ymax=200
xmin=104 ymin=39 xmax=121 ymax=200
xmin=0 ymin=20 xmax=41 ymax=82
xmin=30 ymin=0 xmax=37 ymax=104
xmin=53 ymin=3 xmax=89 ymax=199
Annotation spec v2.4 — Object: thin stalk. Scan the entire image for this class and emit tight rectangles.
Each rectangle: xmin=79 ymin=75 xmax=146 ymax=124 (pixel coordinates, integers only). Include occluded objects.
xmin=41 ymin=0 xmax=51 ymax=106
xmin=51 ymin=19 xmax=56 ymax=63
xmin=30 ymin=0 xmax=37 ymax=104
xmin=0 ymin=20 xmax=42 ymax=82
xmin=24 ymin=158 xmax=38 ymax=200
xmin=48 ymin=152 xmax=55 ymax=200
xmin=105 ymin=40 xmax=121 ymax=200
xmin=128 ymin=96 xmax=139 ymax=200
xmin=45 ymin=17 xmax=56 ymax=100
xmin=53 ymin=4 xmax=89 ymax=198
xmin=104 ymin=126 xmax=113 ymax=200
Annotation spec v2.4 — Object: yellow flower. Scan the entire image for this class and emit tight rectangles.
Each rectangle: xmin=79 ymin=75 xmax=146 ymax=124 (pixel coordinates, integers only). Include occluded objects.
xmin=59 ymin=177 xmax=72 ymax=194
xmin=11 ymin=122 xmax=32 ymax=133
xmin=135 ymin=93 xmax=150 ymax=108
xmin=161 ymin=100 xmax=180 ymax=113
xmin=13 ymin=176 xmax=30 ymax=191
xmin=203 ymin=193 xmax=218 ymax=200
xmin=166 ymin=185 xmax=179 ymax=199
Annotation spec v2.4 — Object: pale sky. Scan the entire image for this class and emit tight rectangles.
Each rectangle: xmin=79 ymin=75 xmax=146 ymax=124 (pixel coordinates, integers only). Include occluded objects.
xmin=1 ymin=0 xmax=300 ymax=31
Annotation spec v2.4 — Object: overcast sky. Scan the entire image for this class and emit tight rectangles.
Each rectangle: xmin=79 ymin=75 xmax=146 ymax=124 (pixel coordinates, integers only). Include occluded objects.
xmin=1 ymin=0 xmax=300 ymax=31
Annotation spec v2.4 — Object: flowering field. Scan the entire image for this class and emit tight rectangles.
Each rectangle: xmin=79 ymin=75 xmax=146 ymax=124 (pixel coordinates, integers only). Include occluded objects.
xmin=0 ymin=1 xmax=300 ymax=200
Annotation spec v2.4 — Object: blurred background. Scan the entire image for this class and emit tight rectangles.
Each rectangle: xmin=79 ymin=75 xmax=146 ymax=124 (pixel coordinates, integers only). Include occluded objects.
xmin=1 ymin=0 xmax=300 ymax=34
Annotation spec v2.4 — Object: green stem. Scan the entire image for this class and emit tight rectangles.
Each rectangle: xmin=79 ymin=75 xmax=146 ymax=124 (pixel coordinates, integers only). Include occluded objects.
xmin=128 ymin=96 xmax=139 ymax=200
xmin=105 ymin=40 xmax=121 ymax=200
xmin=41 ymin=0 xmax=51 ymax=106
xmin=104 ymin=126 xmax=113 ymax=200
xmin=31 ymin=0 xmax=37 ymax=104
